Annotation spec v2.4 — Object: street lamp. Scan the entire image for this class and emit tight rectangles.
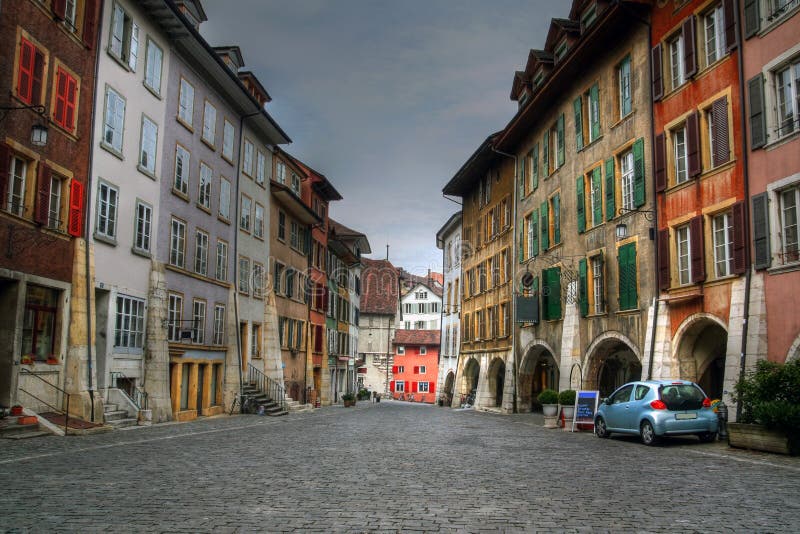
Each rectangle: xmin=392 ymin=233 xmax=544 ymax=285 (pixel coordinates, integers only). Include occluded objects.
xmin=616 ymin=207 xmax=656 ymax=241
xmin=0 ymin=104 xmax=48 ymax=147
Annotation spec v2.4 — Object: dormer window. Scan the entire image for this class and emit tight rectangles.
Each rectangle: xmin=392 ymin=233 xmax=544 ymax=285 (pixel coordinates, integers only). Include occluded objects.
xmin=581 ymin=3 xmax=597 ymax=29
xmin=555 ymin=40 xmax=568 ymax=63
xmin=518 ymin=90 xmax=530 ymax=107
xmin=180 ymin=7 xmax=199 ymax=29
xmin=533 ymin=72 xmax=545 ymax=89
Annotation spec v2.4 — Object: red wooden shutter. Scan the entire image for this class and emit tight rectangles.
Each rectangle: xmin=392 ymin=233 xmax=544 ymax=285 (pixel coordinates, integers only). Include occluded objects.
xmin=53 ymin=0 xmax=67 ymax=19
xmin=54 ymin=69 xmax=67 ymax=127
xmin=686 ymin=112 xmax=701 ymax=178
xmin=658 ymin=229 xmax=671 ymax=291
xmin=654 ymin=133 xmax=667 ymax=192
xmin=35 ymin=163 xmax=51 ymax=225
xmin=392 ymin=365 xmax=397 ymax=374
xmin=711 ymin=97 xmax=730 ymax=167
xmin=724 ymin=0 xmax=737 ymax=51
xmin=31 ymin=49 xmax=45 ymax=106
xmin=732 ymin=201 xmax=747 ymax=274
xmin=413 ymin=366 xmax=419 ymax=374
xmin=82 ymin=0 xmax=98 ymax=49
xmin=683 ymin=16 xmax=697 ymax=79
xmin=68 ymin=179 xmax=85 ymax=237
xmin=412 ymin=382 xmax=418 ymax=393
xmin=65 ymin=75 xmax=77 ymax=130
xmin=0 ymin=144 xmax=9 ymax=207
xmin=429 ymin=382 xmax=435 ymax=395
xmin=651 ymin=44 xmax=663 ymax=101
xmin=689 ymin=216 xmax=706 ymax=283
xmin=17 ymin=39 xmax=34 ymax=103
xmin=390 ymin=380 xmax=395 ymax=392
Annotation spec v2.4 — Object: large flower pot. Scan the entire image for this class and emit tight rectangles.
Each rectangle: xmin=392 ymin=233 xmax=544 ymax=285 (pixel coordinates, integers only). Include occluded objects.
xmin=561 ymin=405 xmax=576 ymax=431
xmin=543 ymin=415 xmax=558 ymax=429
xmin=728 ymin=423 xmax=792 ymax=455
xmin=542 ymin=404 xmax=558 ymax=417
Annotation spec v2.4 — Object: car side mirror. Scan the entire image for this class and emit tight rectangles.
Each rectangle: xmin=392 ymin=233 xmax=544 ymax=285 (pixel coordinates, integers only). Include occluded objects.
xmin=602 ymin=397 xmax=609 ymax=405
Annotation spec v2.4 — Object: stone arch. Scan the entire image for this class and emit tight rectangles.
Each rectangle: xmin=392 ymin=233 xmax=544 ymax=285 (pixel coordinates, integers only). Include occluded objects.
xmin=583 ymin=331 xmax=642 ymax=398
xmin=518 ymin=340 xmax=559 ymax=413
xmin=458 ymin=356 xmax=480 ymax=403
xmin=672 ymin=313 xmax=728 ymax=399
xmin=443 ymin=371 xmax=455 ymax=405
xmin=486 ymin=357 xmax=506 ymax=408
xmin=786 ymin=332 xmax=800 ymax=363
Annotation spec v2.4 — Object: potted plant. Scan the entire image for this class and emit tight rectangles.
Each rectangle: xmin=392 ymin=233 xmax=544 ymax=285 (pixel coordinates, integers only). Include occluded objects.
xmin=342 ymin=392 xmax=356 ymax=407
xmin=46 ymin=354 xmax=59 ymax=365
xmin=559 ymin=389 xmax=577 ymax=426
xmin=20 ymin=354 xmax=35 ymax=365
xmin=731 ymin=359 xmax=800 ymax=455
xmin=538 ymin=389 xmax=559 ymax=428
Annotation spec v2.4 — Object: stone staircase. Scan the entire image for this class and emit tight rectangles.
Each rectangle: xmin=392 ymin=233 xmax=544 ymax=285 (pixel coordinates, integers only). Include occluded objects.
xmin=0 ymin=413 xmax=50 ymax=440
xmin=241 ymin=382 xmax=288 ymax=416
xmin=103 ymin=401 xmax=137 ymax=428
xmin=283 ymin=394 xmax=313 ymax=413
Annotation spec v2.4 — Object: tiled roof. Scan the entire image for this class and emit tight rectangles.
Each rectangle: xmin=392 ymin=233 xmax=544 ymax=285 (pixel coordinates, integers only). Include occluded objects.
xmin=393 ymin=329 xmax=441 ymax=346
xmin=361 ymin=258 xmax=399 ymax=315
xmin=398 ymin=269 xmax=443 ymax=298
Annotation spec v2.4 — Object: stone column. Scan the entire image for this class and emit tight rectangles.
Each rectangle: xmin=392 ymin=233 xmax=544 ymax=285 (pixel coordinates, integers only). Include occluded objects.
xmin=65 ymin=238 xmax=103 ymax=421
xmin=223 ymin=287 xmax=240 ymax=411
xmin=501 ymin=349 xmax=515 ymax=414
xmin=558 ymin=280 xmax=580 ymax=392
xmin=262 ymin=290 xmax=284 ymax=384
xmin=144 ymin=260 xmax=172 ymax=422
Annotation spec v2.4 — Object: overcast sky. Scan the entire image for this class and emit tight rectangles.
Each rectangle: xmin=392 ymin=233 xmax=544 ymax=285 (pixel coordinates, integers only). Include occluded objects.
xmin=200 ymin=0 xmax=565 ymax=274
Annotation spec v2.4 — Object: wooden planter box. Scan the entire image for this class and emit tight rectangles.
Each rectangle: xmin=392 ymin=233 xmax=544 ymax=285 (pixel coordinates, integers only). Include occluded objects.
xmin=728 ymin=423 xmax=791 ymax=455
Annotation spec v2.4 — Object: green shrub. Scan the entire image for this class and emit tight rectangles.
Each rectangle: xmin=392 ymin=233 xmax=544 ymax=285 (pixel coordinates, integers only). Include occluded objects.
xmin=341 ymin=392 xmax=355 ymax=402
xmin=558 ymin=389 xmax=576 ymax=406
xmin=734 ymin=359 xmax=800 ymax=454
xmin=537 ymin=388 xmax=559 ymax=405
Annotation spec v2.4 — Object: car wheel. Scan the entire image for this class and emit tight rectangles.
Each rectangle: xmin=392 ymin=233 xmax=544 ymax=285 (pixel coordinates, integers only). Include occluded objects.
xmin=640 ymin=420 xmax=659 ymax=446
xmin=595 ymin=417 xmax=610 ymax=438
xmin=698 ymin=432 xmax=717 ymax=443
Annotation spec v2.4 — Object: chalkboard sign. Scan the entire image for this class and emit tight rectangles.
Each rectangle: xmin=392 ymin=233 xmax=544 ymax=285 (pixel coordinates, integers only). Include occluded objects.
xmin=572 ymin=390 xmax=600 ymax=432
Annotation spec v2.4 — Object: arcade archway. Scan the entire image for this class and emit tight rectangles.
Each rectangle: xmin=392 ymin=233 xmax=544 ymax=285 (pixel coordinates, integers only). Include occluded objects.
xmin=443 ymin=371 xmax=455 ymax=406
xmin=519 ymin=344 xmax=559 ymax=412
xmin=459 ymin=357 xmax=480 ymax=405
xmin=674 ymin=315 xmax=728 ymax=400
xmin=585 ymin=333 xmax=642 ymax=398
xmin=487 ymin=358 xmax=506 ymax=408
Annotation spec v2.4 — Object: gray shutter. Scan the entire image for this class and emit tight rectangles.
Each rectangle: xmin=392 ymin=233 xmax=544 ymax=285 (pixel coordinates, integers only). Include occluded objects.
xmin=711 ymin=96 xmax=730 ymax=166
xmin=752 ymin=192 xmax=770 ymax=269
xmin=732 ymin=201 xmax=747 ymax=274
xmin=723 ymin=0 xmax=737 ymax=51
xmin=744 ymin=0 xmax=760 ymax=39
xmin=748 ymin=74 xmax=767 ymax=149
xmin=651 ymin=44 xmax=663 ymax=102
xmin=683 ymin=16 xmax=697 ymax=79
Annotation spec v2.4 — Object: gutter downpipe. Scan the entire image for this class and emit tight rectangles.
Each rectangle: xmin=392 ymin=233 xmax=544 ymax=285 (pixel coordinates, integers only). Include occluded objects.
xmin=84 ymin=0 xmax=105 ymax=421
xmin=734 ymin=0 xmax=752 ymax=420
xmin=233 ymin=110 xmax=263 ymax=407
xmin=491 ymin=146 xmax=517 ymax=413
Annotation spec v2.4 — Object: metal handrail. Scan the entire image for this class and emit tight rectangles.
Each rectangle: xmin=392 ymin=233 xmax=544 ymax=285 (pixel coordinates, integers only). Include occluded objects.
xmin=109 ymin=371 xmax=148 ymax=410
xmin=18 ymin=368 xmax=71 ymax=436
xmin=247 ymin=363 xmax=287 ymax=411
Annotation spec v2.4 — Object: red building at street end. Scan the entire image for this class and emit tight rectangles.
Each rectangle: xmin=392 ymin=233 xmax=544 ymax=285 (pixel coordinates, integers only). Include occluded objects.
xmin=390 ymin=329 xmax=439 ymax=403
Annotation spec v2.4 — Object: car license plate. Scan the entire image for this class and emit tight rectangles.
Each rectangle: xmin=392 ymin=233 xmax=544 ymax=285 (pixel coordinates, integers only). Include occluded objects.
xmin=675 ymin=413 xmax=697 ymax=420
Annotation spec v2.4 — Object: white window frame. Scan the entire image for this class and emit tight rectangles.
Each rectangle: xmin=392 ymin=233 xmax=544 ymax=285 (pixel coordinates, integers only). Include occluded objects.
xmin=418 ymin=382 xmax=429 ymax=393
xmin=48 ymin=174 xmax=62 ymax=229
xmin=198 ymin=162 xmax=212 ymax=210
xmin=114 ymin=294 xmax=145 ymax=350
xmin=397 ymin=345 xmax=405 ymax=355
xmin=239 ymin=257 xmax=250 ymax=294
xmin=669 ymin=34 xmax=685 ymax=91
xmin=63 ymin=0 xmax=77 ymax=32
xmin=240 ymin=195 xmax=251 ymax=232
xmin=174 ymin=145 xmax=189 ymax=196
xmin=202 ymin=101 xmax=216 ymax=145
xmin=620 ymin=150 xmax=635 ymax=211
xmin=178 ymin=77 xmax=194 ymax=127
xmin=253 ymin=263 xmax=264 ymax=298
xmin=419 ymin=348 xmax=427 ymax=356
xmin=138 ymin=115 xmax=158 ymax=175
xmin=167 ymin=293 xmax=183 ymax=342
xmin=96 ymin=181 xmax=119 ymax=240
xmin=194 ymin=230 xmax=209 ymax=276
xmin=419 ymin=364 xmax=426 ymax=372
xmin=592 ymin=255 xmax=605 ymax=315
xmin=191 ymin=300 xmax=206 ymax=344
xmin=276 ymin=161 xmax=286 ymax=184
xmin=618 ymin=55 xmax=632 ymax=117
xmin=395 ymin=381 xmax=405 ymax=392
xmin=254 ymin=202 xmax=264 ymax=239
xmin=134 ymin=200 xmax=152 ymax=253
xmin=775 ymin=59 xmax=800 ymax=138
xmin=144 ymin=37 xmax=163 ymax=95
xmin=780 ymin=186 xmax=799 ymax=264
xmin=216 ymin=240 xmax=228 ymax=282
xmin=291 ymin=173 xmax=301 ymax=196
xmin=219 ymin=177 xmax=231 ymax=220
xmin=673 ymin=125 xmax=689 ymax=184
xmin=222 ymin=119 xmax=235 ymax=161
xmin=102 ymin=86 xmax=125 ymax=154
xmin=109 ymin=2 xmax=138 ymax=70
xmin=243 ymin=139 xmax=254 ymax=176
xmin=256 ymin=151 xmax=266 ymax=185
xmin=212 ymin=305 xmax=225 ymax=346
xmin=170 ymin=217 xmax=186 ymax=268
xmin=713 ymin=211 xmax=733 ymax=278
xmin=6 ymin=156 xmax=26 ymax=216
xmin=703 ymin=4 xmax=726 ymax=68
xmin=677 ymin=225 xmax=692 ymax=285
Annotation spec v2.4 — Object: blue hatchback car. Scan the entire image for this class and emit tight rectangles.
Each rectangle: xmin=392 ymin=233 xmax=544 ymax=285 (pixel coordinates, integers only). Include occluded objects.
xmin=595 ymin=380 xmax=718 ymax=445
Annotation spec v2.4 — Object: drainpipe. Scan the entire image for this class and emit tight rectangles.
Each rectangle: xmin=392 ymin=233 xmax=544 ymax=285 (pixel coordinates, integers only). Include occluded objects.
xmin=490 ymin=146 xmax=517 ymax=413
xmin=644 ymin=10 xmax=659 ymax=381
xmin=233 ymin=110 xmax=262 ymax=405
xmin=734 ymin=0 xmax=753 ymax=420
xmin=83 ymin=0 xmax=106 ymax=421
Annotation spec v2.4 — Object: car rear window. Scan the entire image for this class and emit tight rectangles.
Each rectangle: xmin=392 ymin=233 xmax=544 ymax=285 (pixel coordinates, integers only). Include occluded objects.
xmin=659 ymin=384 xmax=704 ymax=411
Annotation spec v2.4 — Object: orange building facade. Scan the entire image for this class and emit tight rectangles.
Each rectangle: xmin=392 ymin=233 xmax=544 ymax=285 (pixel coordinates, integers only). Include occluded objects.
xmin=389 ymin=329 xmax=440 ymax=404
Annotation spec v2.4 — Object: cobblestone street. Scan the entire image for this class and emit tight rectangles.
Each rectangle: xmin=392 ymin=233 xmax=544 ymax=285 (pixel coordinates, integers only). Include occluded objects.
xmin=2 ymin=401 xmax=799 ymax=532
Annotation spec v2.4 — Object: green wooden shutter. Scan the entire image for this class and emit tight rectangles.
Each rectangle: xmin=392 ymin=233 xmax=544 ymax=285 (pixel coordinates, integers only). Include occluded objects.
xmin=574 ymin=96 xmax=584 ymax=150
xmin=605 ymin=157 xmax=615 ymax=221
xmin=592 ymin=167 xmax=602 ymax=225
xmin=542 ymin=131 xmax=550 ymax=177
xmin=540 ymin=268 xmax=549 ymax=321
xmin=743 ymin=0 xmax=760 ymax=38
xmin=550 ymin=267 xmax=562 ymax=319
xmin=553 ymin=194 xmax=561 ymax=245
xmin=579 ymin=258 xmax=588 ymax=317
xmin=748 ymin=74 xmax=767 ymax=149
xmin=532 ymin=276 xmax=540 ymax=324
xmin=618 ymin=243 xmax=638 ymax=310
xmin=557 ymin=113 xmax=565 ymax=168
xmin=752 ymin=192 xmax=770 ymax=269
xmin=518 ymin=219 xmax=524 ymax=263
xmin=633 ymin=137 xmax=646 ymax=207
xmin=590 ymin=83 xmax=600 ymax=140
xmin=532 ymin=143 xmax=539 ymax=190
xmin=540 ymin=200 xmax=549 ymax=250
xmin=531 ymin=208 xmax=539 ymax=256
xmin=576 ymin=175 xmax=586 ymax=234
xmin=518 ymin=156 xmax=525 ymax=198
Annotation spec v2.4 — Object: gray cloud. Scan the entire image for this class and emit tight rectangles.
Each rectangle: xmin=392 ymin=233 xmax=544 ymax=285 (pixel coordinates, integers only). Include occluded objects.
xmin=200 ymin=0 xmax=564 ymax=275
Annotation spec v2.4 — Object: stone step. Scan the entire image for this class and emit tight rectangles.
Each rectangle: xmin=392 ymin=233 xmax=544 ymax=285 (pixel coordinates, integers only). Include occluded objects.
xmin=103 ymin=403 xmax=119 ymax=413
xmin=106 ymin=417 xmax=137 ymax=428
xmin=1 ymin=429 xmax=51 ymax=440
xmin=0 ymin=418 xmax=41 ymax=439
xmin=104 ymin=410 xmax=130 ymax=422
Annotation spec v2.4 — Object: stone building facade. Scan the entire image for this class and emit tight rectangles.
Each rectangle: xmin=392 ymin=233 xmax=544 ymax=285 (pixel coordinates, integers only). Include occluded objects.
xmin=435 ymin=212 xmax=462 ymax=406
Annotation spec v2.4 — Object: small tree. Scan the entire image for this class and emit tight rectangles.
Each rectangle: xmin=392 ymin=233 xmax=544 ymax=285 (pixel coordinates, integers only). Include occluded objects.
xmin=537 ymin=388 xmax=559 ymax=405
xmin=558 ymin=389 xmax=576 ymax=406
